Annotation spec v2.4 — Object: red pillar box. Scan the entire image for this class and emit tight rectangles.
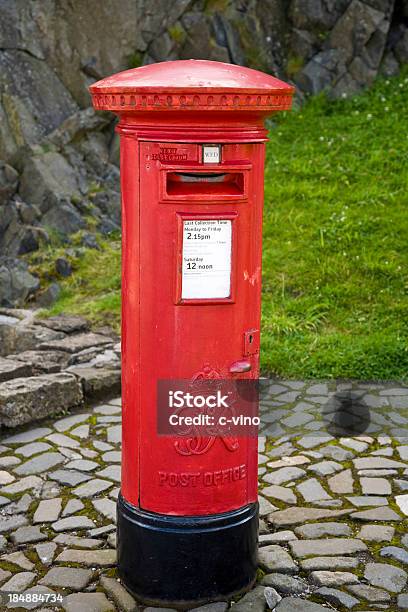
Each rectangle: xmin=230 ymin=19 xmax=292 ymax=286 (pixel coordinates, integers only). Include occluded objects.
xmin=90 ymin=60 xmax=293 ymax=607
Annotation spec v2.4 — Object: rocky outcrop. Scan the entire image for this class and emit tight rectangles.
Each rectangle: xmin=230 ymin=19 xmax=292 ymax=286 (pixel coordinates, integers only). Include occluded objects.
xmin=0 ymin=310 xmax=121 ymax=427
xmin=0 ymin=1 xmax=406 ymax=305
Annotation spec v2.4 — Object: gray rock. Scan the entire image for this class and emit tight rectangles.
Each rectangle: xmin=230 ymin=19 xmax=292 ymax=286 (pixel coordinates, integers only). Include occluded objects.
xmin=346 ymin=496 xmax=388 ymax=507
xmin=360 ymin=477 xmax=391 ymax=495
xmin=310 ymin=571 xmax=359 ymax=587
xmin=52 ymin=516 xmax=95 ymax=532
xmin=69 ymin=365 xmax=121 ymax=400
xmin=267 ymin=456 xmax=310 ymax=470
xmin=1 ymin=551 xmax=34 ymax=570
xmin=328 ymin=469 xmax=354 ymax=494
xmin=261 ymin=573 xmax=307 ymax=594
xmin=92 ymin=498 xmax=116 ymax=522
xmin=37 ymin=314 xmax=90 ymax=334
xmin=3 ymin=426 xmax=52 ymax=444
xmin=395 ymin=479 xmax=408 ymax=491
xmin=107 ymin=425 xmax=121 ymax=444
xmin=315 ymin=587 xmax=359 ymax=609
xmin=301 ymin=557 xmax=359 ymax=571
xmin=9 ymin=351 xmax=67 ymax=374
xmin=56 ymin=548 xmax=116 ymax=566
xmin=364 ymin=562 xmax=407 ymax=593
xmin=94 ymin=404 xmax=121 ymax=416
xmin=72 ymin=478 xmax=113 ymax=497
xmin=258 ymin=545 xmax=297 ymax=574
xmin=268 ymin=507 xmax=350 ymax=527
xmin=70 ymin=424 xmax=90 ymax=439
xmin=10 ymin=525 xmax=46 ymax=544
xmin=17 ymin=442 xmax=52 ymax=457
xmin=230 ymin=585 xmax=265 ymax=611
xmin=39 ymin=566 xmax=93 ymax=590
xmin=259 ymin=532 xmax=297 ymax=545
xmin=347 ymin=583 xmax=390 ymax=602
xmin=296 ymin=478 xmax=331 ymax=502
xmin=66 ymin=459 xmax=98 ymax=471
xmin=102 ymin=450 xmax=121 ymax=463
xmin=36 ymin=283 xmax=61 ymax=307
xmin=55 ymin=257 xmax=72 ymax=277
xmin=0 ymin=470 xmax=14 ymax=485
xmin=2 ymin=493 xmax=32 ymax=515
xmin=396 ymin=493 xmax=408 ymax=515
xmin=40 ymin=332 xmax=112 ymax=353
xmin=398 ymin=593 xmax=408 ymax=610
xmin=353 ymin=457 xmax=406 ymax=470
xmin=1 ymin=571 xmax=36 ymax=593
xmin=0 ymin=257 xmax=40 ymax=307
xmin=63 ymin=593 xmax=115 ymax=612
xmin=380 ymin=546 xmax=408 ymax=564
xmin=358 ymin=525 xmax=395 ymax=542
xmin=54 ymin=413 xmax=90 ymax=431
xmin=319 ymin=445 xmax=355 ymax=462
xmin=107 ymin=532 xmax=116 ymax=548
xmin=263 ymin=467 xmax=306 ymax=485
xmin=46 ymin=432 xmax=80 ymax=449
xmin=0 ymin=162 xmax=18 ymax=205
xmin=0 ymin=514 xmax=28 ymax=533
xmin=15 ymin=452 xmax=64 ymax=476
xmin=339 ymin=437 xmax=369 ymax=452
xmin=33 ymin=498 xmax=62 ymax=523
xmin=275 ymin=598 xmax=328 ymax=611
xmin=96 ymin=465 xmax=121 ymax=482
xmin=262 ymin=485 xmax=297 ymax=505
xmin=0 ymin=568 xmax=11 ymax=585
xmin=35 ymin=542 xmax=57 ymax=566
xmin=40 ymin=479 xmax=61 ymax=499
xmin=290 ymin=538 xmax=367 ymax=558
xmin=0 ymin=356 xmax=32 ymax=382
xmin=295 ymin=522 xmax=351 ymax=539
xmin=0 ymin=455 xmax=20 ymax=466
xmin=351 ymin=507 xmax=401 ymax=521
xmin=190 ymin=604 xmax=227 ymax=612
xmin=281 ymin=412 xmax=313 ymax=428
xmin=48 ymin=469 xmax=91 ymax=486
xmin=53 ymin=534 xmax=103 ymax=548
xmin=1 ymin=475 xmax=43 ymax=494
xmin=88 ymin=524 xmax=116 ymax=538
xmin=62 ymin=499 xmax=84 ymax=517
xmin=0 ymin=320 xmax=64 ymax=357
xmin=264 ymin=586 xmax=281 ymax=609
xmin=308 ymin=461 xmax=343 ymax=476
xmin=100 ymin=576 xmax=137 ymax=611
xmin=0 ymin=372 xmax=83 ymax=427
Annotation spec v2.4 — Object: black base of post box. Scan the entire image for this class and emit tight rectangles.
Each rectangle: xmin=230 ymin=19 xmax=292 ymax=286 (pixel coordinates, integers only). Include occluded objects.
xmin=117 ymin=493 xmax=258 ymax=608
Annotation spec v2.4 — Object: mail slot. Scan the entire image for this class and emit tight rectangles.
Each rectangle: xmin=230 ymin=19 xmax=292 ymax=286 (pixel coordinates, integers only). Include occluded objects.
xmin=90 ymin=59 xmax=294 ymax=607
xmin=162 ymin=163 xmax=250 ymax=201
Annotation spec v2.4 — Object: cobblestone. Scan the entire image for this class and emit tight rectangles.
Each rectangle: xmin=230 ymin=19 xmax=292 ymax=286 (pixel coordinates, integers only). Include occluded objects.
xmin=0 ymin=381 xmax=406 ymax=611
xmin=258 ymin=545 xmax=298 ymax=574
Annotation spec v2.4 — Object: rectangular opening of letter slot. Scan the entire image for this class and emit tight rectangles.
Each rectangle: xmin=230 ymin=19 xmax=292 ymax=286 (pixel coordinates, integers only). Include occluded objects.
xmin=167 ymin=172 xmax=244 ymax=198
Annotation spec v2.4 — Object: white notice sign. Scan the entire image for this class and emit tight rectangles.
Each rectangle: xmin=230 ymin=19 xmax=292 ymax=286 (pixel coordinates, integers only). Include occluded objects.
xmin=182 ymin=220 xmax=232 ymax=299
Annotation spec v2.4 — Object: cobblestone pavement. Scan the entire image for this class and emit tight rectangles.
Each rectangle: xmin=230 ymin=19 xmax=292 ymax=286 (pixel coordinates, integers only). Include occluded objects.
xmin=0 ymin=381 xmax=406 ymax=611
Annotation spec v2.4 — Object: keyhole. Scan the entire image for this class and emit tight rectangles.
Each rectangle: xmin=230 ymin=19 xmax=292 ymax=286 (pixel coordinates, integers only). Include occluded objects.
xmin=249 ymin=335 xmax=253 ymax=343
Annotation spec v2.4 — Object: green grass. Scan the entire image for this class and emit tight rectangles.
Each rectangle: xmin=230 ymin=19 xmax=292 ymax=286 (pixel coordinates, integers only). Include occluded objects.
xmin=35 ymin=71 xmax=408 ymax=379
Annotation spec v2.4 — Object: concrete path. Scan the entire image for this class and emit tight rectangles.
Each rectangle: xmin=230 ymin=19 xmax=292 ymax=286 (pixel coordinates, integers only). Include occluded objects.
xmin=0 ymin=381 xmax=406 ymax=611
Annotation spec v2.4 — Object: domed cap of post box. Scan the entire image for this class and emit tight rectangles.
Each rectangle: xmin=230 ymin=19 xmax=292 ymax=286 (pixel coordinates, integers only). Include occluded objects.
xmin=90 ymin=59 xmax=294 ymax=115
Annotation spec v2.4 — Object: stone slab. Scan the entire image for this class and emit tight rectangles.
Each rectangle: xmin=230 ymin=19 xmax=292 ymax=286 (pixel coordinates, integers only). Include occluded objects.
xmin=39 ymin=332 xmax=112 ymax=353
xmin=0 ymin=373 xmax=83 ymax=427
